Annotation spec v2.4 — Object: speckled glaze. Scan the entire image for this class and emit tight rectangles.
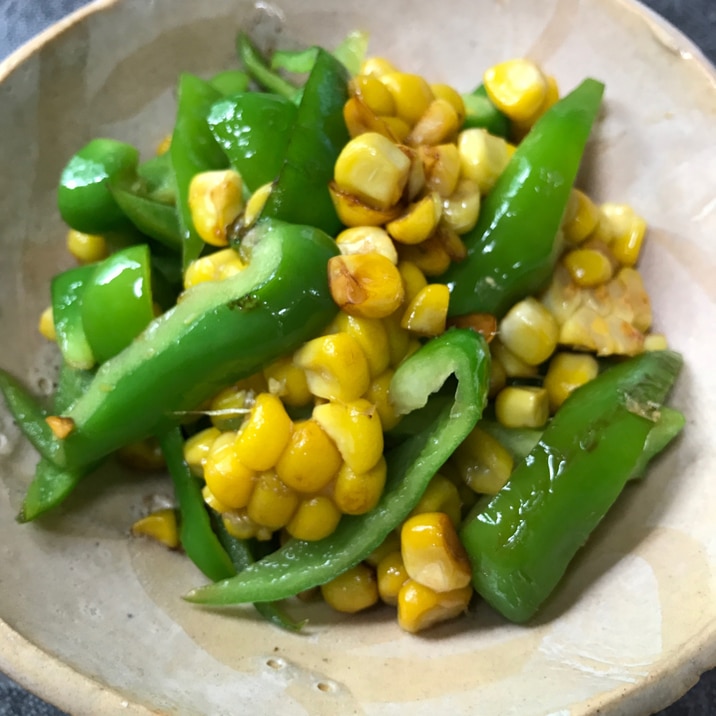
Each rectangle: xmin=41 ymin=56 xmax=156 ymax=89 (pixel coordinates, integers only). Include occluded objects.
xmin=0 ymin=1 xmax=714 ymax=714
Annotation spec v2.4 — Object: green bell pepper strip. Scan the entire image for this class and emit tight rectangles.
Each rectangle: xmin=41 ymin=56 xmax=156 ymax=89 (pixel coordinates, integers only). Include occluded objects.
xmin=442 ymin=78 xmax=605 ymax=318
xmin=236 ymin=32 xmax=301 ymax=102
xmin=184 ymin=328 xmax=489 ymax=606
xmin=81 ymin=245 xmax=155 ymax=364
xmin=47 ymin=219 xmax=339 ymax=472
xmin=461 ymin=85 xmax=510 ymax=138
xmin=170 ymin=74 xmax=228 ymax=269
xmin=209 ymin=69 xmax=250 ymax=96
xmin=270 ymin=31 xmax=367 ymax=77
xmin=478 ymin=419 xmax=543 ymax=463
xmin=631 ymin=405 xmax=685 ymax=479
xmin=137 ymin=152 xmax=176 ymax=204
xmin=332 ymin=30 xmax=369 ymax=77
xmin=109 ymin=186 xmax=181 ymax=251
xmin=260 ymin=49 xmax=350 ymax=237
xmin=459 ymin=349 xmax=683 ymax=624
xmin=58 ymin=138 xmax=139 ymax=234
xmin=207 ymin=93 xmax=298 ymax=193
xmin=270 ymin=47 xmax=319 ymax=75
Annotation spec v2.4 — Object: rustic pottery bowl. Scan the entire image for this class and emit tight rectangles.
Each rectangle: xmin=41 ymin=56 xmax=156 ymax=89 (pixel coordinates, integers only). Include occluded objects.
xmin=1 ymin=0 xmax=714 ymax=714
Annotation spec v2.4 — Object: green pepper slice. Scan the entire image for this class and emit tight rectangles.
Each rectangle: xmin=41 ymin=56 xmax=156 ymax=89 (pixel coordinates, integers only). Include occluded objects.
xmin=236 ymin=32 xmax=300 ymax=101
xmin=209 ymin=69 xmax=250 ymax=96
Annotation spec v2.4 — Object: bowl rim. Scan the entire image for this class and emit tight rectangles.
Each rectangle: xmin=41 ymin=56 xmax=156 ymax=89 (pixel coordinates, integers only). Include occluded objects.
xmin=0 ymin=0 xmax=714 ymax=714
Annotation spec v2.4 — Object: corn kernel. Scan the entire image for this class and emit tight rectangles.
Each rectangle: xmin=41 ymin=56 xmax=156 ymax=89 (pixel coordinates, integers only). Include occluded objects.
xmin=543 ymin=351 xmax=599 ymax=412
xmin=336 ymin=226 xmax=398 ymax=264
xmin=184 ymin=426 xmax=222 ymax=475
xmin=403 ymin=146 xmax=426 ymax=200
xmin=457 ymin=128 xmax=512 ymax=194
xmin=321 ymin=563 xmax=379 ymax=612
xmin=233 ymin=393 xmax=292 ymax=472
xmin=38 ymin=307 xmax=56 ymax=341
xmin=202 ymin=484 xmax=231 ymax=514
xmin=483 ymin=58 xmax=547 ymax=122
xmin=601 ymin=203 xmax=647 ymax=267
xmin=360 ymin=56 xmax=398 ymax=78
xmin=429 ymin=83 xmax=466 ymax=124
xmin=188 ymin=169 xmax=243 ymax=247
xmin=156 ymin=134 xmax=172 ymax=155
xmin=448 ymin=312 xmax=498 ymax=344
xmin=327 ymin=312 xmax=390 ymax=378
xmin=453 ymin=425 xmax=514 ymax=495
xmin=365 ymin=369 xmax=400 ymax=431
xmin=183 ymin=248 xmax=246 ymax=289
xmin=396 ymin=236 xmax=451 ymax=276
xmin=397 ymin=579 xmax=472 ymax=633
xmin=495 ymin=386 xmax=549 ymax=429
xmin=328 ymin=182 xmax=403 ymax=227
xmin=203 ymin=432 xmax=256 ymax=509
xmin=644 ymin=333 xmax=668 ymax=352
xmin=511 ymin=74 xmax=560 ymax=138
xmin=223 ymin=510 xmax=271 ymax=541
xmin=564 ymin=248 xmax=615 ymax=287
xmin=409 ymin=473 xmax=462 ymax=527
xmin=433 ymin=224 xmax=467 ymax=262
xmin=350 ymin=74 xmax=395 ymax=116
xmin=209 ymin=382 xmax=254 ymax=431
xmin=378 ymin=72 xmax=434 ymax=125
xmin=386 ymin=193 xmax=442 ymax=245
xmin=407 ymin=99 xmax=460 ymax=146
xmin=66 ymin=229 xmax=109 ymax=264
xmin=490 ymin=338 xmax=538 ymax=378
xmin=383 ymin=312 xmax=413 ymax=366
xmin=263 ymin=356 xmax=311 ymax=407
xmin=401 ymin=284 xmax=450 ymax=337
xmin=377 ymin=551 xmax=408 ymax=606
xmin=243 ymin=181 xmax=272 ymax=228
xmin=247 ymin=470 xmax=299 ymax=530
xmin=488 ymin=354 xmax=507 ymax=398
xmin=131 ymin=508 xmax=179 ymax=549
xmin=419 ymin=143 xmax=461 ymax=197
xmin=333 ymin=456 xmax=387 ymax=515
xmin=343 ymin=96 xmax=398 ymax=142
xmin=287 ymin=495 xmax=342 ymax=541
xmin=442 ymin=179 xmax=481 ymax=235
xmin=397 ymin=261 xmax=429 ymax=306
xmin=379 ymin=116 xmax=412 ymax=143
xmin=365 ymin=530 xmax=401 ymax=567
xmin=499 ymin=297 xmax=559 ymax=366
xmin=563 ymin=189 xmax=600 ymax=244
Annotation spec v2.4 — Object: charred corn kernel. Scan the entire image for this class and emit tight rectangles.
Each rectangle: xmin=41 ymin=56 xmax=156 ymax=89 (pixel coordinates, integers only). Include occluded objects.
xmin=378 ymin=72 xmax=434 ymax=125
xmin=343 ymin=96 xmax=398 ymax=142
xmin=442 ymin=179 xmax=481 ymax=235
xmin=223 ymin=510 xmax=271 ymax=541
xmin=448 ymin=312 xmax=498 ymax=343
xmin=287 ymin=495 xmax=342 ymax=541
xmin=329 ymin=182 xmax=403 ymax=227
xmin=407 ymin=98 xmax=460 ymax=146
xmin=66 ymin=229 xmax=109 ymax=264
xmin=360 ymin=56 xmax=398 ymax=78
xmin=209 ymin=382 xmax=254 ymax=430
xmin=457 ymin=128 xmax=512 ymax=194
xmin=483 ymin=58 xmax=547 ymax=122
xmin=401 ymin=512 xmax=472 ymax=592
xmin=246 ymin=470 xmax=299 ymax=530
xmin=333 ymin=456 xmax=387 ymax=515
xmin=453 ymin=425 xmax=514 ymax=495
xmin=499 ymin=297 xmax=559 ymax=366
xmin=202 ymin=484 xmax=231 ymax=514
xmin=203 ymin=432 xmax=256 ymax=509
xmin=184 ymin=426 xmax=222 ymax=475
xmin=398 ymin=579 xmax=472 ymax=634
xmin=419 ymin=143 xmax=461 ymax=197
xmin=403 ymin=147 xmax=426 ymax=200
xmin=275 ymin=419 xmax=342 ymax=492
xmin=377 ymin=551 xmax=408 ymax=606
xmin=430 ymin=83 xmax=466 ymax=124
xmin=601 ymin=203 xmax=647 ymax=266
xmin=263 ymin=356 xmax=311 ymax=407
xmin=334 ymin=132 xmax=411 ymax=210
xmin=401 ymin=283 xmax=450 ymax=337
xmin=183 ymin=248 xmax=246 ymax=289
xmin=564 ymin=248 xmax=614 ymax=287
xmin=244 ymin=181 xmax=272 ymax=228
xmin=328 ymin=312 xmax=390 ymax=378
xmin=365 ymin=530 xmax=401 ymax=567
xmin=495 ymin=386 xmax=550 ymax=429
xmin=398 ymin=261 xmax=429 ymax=305
xmin=488 ymin=355 xmax=507 ymax=398
xmin=328 ymin=253 xmax=405 ymax=319
xmin=543 ymin=351 xmax=600 ymax=412
xmin=644 ymin=333 xmax=668 ymax=352
xmin=396 ymin=236 xmax=452 ymax=276
xmin=336 ymin=226 xmax=398 ymax=264
xmin=365 ymin=369 xmax=400 ymax=431
xmin=294 ymin=332 xmax=371 ymax=402
xmin=433 ymin=224 xmax=467 ymax=262
xmin=409 ymin=474 xmax=462 ymax=528
xmin=386 ymin=193 xmax=442 ymax=245
xmin=117 ymin=438 xmax=165 ymax=472
xmin=321 ymin=563 xmax=378 ymax=612
xmin=38 ymin=307 xmax=56 ymax=341
xmin=380 ymin=116 xmax=412 ymax=143
xmin=563 ymin=189 xmax=600 ymax=244
xmin=188 ymin=169 xmax=243 ymax=247
xmin=313 ymin=399 xmax=384 ymax=474
xmin=350 ymin=74 xmax=395 ymax=116
xmin=490 ymin=338 xmax=538 ymax=378
xmin=233 ymin=393 xmax=292 ymax=471
xmin=131 ymin=509 xmax=179 ymax=549
xmin=383 ymin=312 xmax=413 ymax=366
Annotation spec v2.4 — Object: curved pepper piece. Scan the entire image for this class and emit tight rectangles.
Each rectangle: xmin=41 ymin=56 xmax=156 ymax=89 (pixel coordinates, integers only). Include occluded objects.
xmin=184 ymin=328 xmax=489 ymax=606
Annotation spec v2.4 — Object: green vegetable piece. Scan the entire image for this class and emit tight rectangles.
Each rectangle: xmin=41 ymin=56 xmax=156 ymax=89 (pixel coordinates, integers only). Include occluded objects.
xmin=443 ymin=78 xmax=605 ymax=318
xmin=460 ymin=350 xmax=683 ymax=623
xmin=184 ymin=328 xmax=489 ymax=606
xmin=53 ymin=364 xmax=95 ymax=414
xmin=270 ymin=47 xmax=319 ymax=75
xmin=461 ymin=84 xmax=510 ymax=138
xmin=261 ymin=49 xmax=350 ymax=236
xmin=58 ymin=138 xmax=139 ymax=234
xmin=236 ymin=32 xmax=300 ymax=101
xmin=478 ymin=419 xmax=542 ymax=463
xmin=631 ymin=405 xmax=685 ymax=480
xmin=332 ymin=30 xmax=369 ymax=77
xmin=209 ymin=69 xmax=250 ymax=96
xmin=208 ymin=93 xmax=298 ymax=193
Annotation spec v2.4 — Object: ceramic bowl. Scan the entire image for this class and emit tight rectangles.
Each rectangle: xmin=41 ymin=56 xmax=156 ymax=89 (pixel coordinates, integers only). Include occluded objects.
xmin=1 ymin=0 xmax=715 ymax=713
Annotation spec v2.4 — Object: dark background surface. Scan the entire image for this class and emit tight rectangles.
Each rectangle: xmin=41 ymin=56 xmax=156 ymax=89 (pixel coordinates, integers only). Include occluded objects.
xmin=0 ymin=0 xmax=714 ymax=714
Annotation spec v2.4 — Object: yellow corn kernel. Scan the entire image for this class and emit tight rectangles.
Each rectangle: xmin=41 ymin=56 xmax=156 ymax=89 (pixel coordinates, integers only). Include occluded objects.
xmin=441 ymin=460 xmax=479 ymax=514
xmin=131 ymin=508 xmax=179 ymax=549
xmin=243 ymin=181 xmax=272 ymax=228
xmin=350 ymin=74 xmax=395 ymax=116
xmin=383 ymin=312 xmax=413 ymax=366
xmin=333 ymin=456 xmax=387 ymax=515
xmin=407 ymin=98 xmax=460 ymax=147
xmin=403 ymin=146 xmax=426 ymax=200
xmin=233 ymin=392 xmax=292 ymax=472
xmin=564 ymin=248 xmax=615 ymax=287
xmin=378 ymin=72 xmax=434 ymax=125
xmin=188 ymin=169 xmax=243 ymax=247
xmin=38 ymin=307 xmax=56 ymax=341
xmin=365 ymin=369 xmax=400 ymax=431
xmin=386 ymin=193 xmax=442 ymax=245
xmin=183 ymin=247 xmax=246 ymax=289
xmin=601 ymin=203 xmax=647 ymax=267
xmin=294 ymin=332 xmax=371 ymax=402
xmin=457 ymin=128 xmax=512 ymax=194
xmin=223 ymin=510 xmax=271 ymax=541
xmin=379 ymin=116 xmax=412 ymax=143
xmin=434 ymin=224 xmax=467 ymax=262
xmin=209 ymin=382 xmax=254 ymax=431
xmin=117 ymin=438 xmax=165 ymax=472
xmin=397 ymin=579 xmax=472 ymax=634
xmin=511 ymin=74 xmax=560 ymax=138
xmin=488 ymin=355 xmax=507 ymax=398
xmin=263 ymin=356 xmax=311 ymax=407
xmin=397 ymin=261 xmax=429 ymax=305
xmin=328 ymin=253 xmax=405 ymax=320
xmin=203 ymin=432 xmax=256 ymax=509
xmin=66 ymin=229 xmax=109 ymax=264
xmin=396 ymin=236 xmax=452 ymax=277
xmin=644 ymin=333 xmax=668 ymax=352
xmin=483 ymin=58 xmax=547 ymax=122
xmin=490 ymin=338 xmax=538 ymax=379
xmin=313 ymin=399 xmax=384 ymax=474
xmin=563 ymin=189 xmax=600 ymax=244
xmin=327 ymin=312 xmax=390 ymax=378
xmin=184 ymin=427 xmax=222 ymax=475
xmin=336 ymin=226 xmax=398 ymax=264
xmin=400 ymin=512 xmax=472 ymax=592
xmin=360 ymin=56 xmax=398 ymax=78
xmin=442 ymin=179 xmax=481 ymax=235
xmin=156 ymin=134 xmax=172 ymax=155
xmin=246 ymin=470 xmax=299 ymax=530
xmin=329 ymin=183 xmax=403 ymax=227
xmin=365 ymin=530 xmax=401 ymax=567
xmin=409 ymin=473 xmax=462 ymax=528
xmin=321 ymin=563 xmax=378 ymax=612
xmin=499 ymin=297 xmax=559 ymax=366
xmin=495 ymin=386 xmax=550 ymax=429
xmin=429 ymin=83 xmax=466 ymax=125
xmin=419 ymin=143 xmax=461 ymax=197
xmin=287 ymin=495 xmax=342 ymax=541
xmin=401 ymin=283 xmax=450 ymax=337
xmin=202 ymin=484 xmax=231 ymax=514
xmin=543 ymin=351 xmax=600 ymax=412
xmin=377 ymin=551 xmax=408 ymax=606
xmin=343 ymin=96 xmax=399 ymax=142
xmin=275 ymin=419 xmax=342 ymax=492
xmin=453 ymin=425 xmax=514 ymax=495
xmin=334 ymin=132 xmax=411 ymax=210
